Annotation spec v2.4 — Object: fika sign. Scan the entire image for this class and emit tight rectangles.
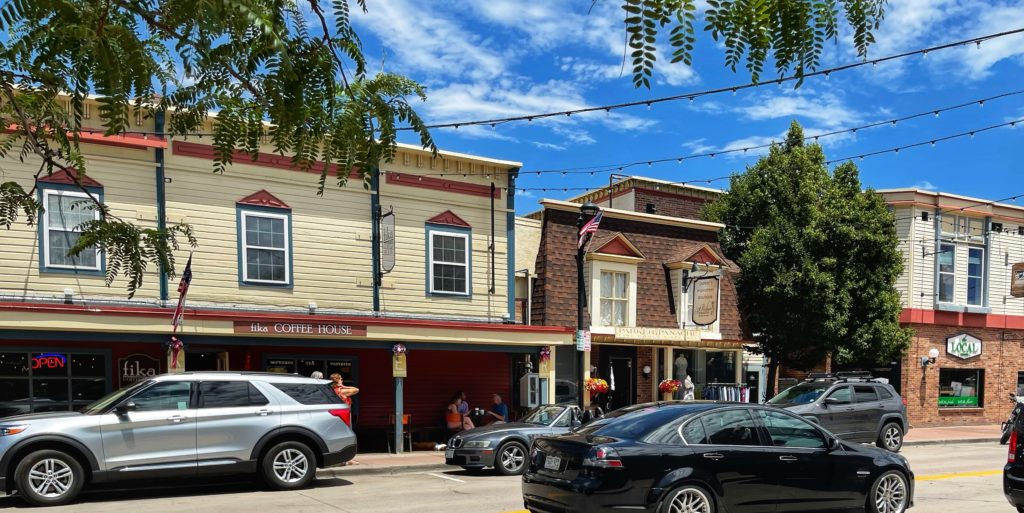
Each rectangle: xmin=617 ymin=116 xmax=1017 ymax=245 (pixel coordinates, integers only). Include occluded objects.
xmin=946 ymin=333 xmax=982 ymax=360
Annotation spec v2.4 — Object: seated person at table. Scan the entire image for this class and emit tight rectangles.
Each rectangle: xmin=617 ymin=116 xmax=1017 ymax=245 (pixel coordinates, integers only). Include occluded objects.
xmin=446 ymin=394 xmax=474 ymax=431
xmin=487 ymin=394 xmax=508 ymax=424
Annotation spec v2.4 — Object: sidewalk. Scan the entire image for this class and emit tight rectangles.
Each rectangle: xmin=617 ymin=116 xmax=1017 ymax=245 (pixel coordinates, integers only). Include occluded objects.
xmin=904 ymin=423 xmax=1002 ymax=446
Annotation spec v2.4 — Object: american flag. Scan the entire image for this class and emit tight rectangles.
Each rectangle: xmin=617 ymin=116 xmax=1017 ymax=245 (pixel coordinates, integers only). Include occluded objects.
xmin=578 ymin=210 xmax=603 ymax=249
xmin=171 ymin=254 xmax=193 ymax=332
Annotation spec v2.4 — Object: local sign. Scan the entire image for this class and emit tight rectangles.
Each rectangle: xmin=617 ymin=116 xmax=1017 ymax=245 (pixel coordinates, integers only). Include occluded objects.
xmin=946 ymin=333 xmax=982 ymax=360
xmin=691 ymin=277 xmax=720 ymax=326
xmin=234 ymin=321 xmax=367 ymax=337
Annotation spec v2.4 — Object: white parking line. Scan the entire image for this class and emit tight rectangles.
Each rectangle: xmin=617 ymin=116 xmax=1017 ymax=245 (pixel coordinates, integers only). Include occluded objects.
xmin=425 ymin=472 xmax=466 ymax=483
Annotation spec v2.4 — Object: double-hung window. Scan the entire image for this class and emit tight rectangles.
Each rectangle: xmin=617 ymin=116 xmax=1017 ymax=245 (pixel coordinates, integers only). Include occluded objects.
xmin=967 ymin=247 xmax=984 ymax=306
xmin=429 ymin=230 xmax=470 ymax=295
xmin=239 ymin=210 xmax=291 ymax=285
xmin=600 ymin=271 xmax=629 ymax=326
xmin=41 ymin=189 xmax=101 ymax=271
xmin=937 ymin=243 xmax=955 ymax=303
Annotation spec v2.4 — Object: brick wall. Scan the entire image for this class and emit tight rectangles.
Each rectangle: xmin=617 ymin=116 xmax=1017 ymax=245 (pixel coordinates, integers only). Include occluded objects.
xmin=636 ymin=346 xmax=654 ymax=403
xmin=901 ymin=324 xmax=1023 ymax=427
xmin=633 ymin=187 xmax=709 ymax=219
xmin=531 ymin=209 xmax=744 ymax=340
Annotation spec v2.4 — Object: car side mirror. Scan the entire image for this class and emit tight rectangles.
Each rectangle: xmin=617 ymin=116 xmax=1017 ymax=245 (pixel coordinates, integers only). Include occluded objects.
xmin=823 ymin=397 xmax=842 ymax=407
xmin=827 ymin=436 xmax=840 ymax=451
xmin=115 ymin=401 xmax=136 ymax=415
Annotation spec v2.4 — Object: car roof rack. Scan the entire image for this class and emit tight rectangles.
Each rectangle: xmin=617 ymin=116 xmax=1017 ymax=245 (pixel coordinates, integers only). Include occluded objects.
xmin=803 ymin=371 xmax=883 ymax=384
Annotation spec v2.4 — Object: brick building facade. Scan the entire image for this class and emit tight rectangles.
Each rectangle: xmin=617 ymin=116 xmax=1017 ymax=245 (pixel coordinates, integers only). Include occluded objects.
xmin=524 ymin=184 xmax=752 ymax=409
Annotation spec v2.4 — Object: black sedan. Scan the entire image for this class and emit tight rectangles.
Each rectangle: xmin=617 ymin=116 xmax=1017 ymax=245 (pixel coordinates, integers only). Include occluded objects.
xmin=446 ymin=405 xmax=581 ymax=475
xmin=523 ymin=402 xmax=914 ymax=513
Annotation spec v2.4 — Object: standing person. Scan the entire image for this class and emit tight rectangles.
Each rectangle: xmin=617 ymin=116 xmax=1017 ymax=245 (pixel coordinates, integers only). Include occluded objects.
xmin=446 ymin=394 xmax=474 ymax=431
xmin=330 ymin=373 xmax=359 ymax=406
xmin=487 ymin=394 xmax=508 ymax=424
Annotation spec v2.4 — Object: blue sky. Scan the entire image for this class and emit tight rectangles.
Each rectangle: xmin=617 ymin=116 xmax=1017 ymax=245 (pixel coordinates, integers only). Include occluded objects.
xmin=347 ymin=1 xmax=1024 ymax=214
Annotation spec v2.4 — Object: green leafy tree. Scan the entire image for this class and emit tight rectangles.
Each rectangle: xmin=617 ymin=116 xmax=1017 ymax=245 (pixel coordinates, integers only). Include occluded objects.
xmin=704 ymin=122 xmax=910 ymax=397
xmin=620 ymin=0 xmax=886 ymax=88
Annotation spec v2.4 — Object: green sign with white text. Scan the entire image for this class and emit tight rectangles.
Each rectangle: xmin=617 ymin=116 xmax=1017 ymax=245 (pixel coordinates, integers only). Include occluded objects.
xmin=945 ymin=333 xmax=982 ymax=360
xmin=938 ymin=396 xmax=979 ymax=407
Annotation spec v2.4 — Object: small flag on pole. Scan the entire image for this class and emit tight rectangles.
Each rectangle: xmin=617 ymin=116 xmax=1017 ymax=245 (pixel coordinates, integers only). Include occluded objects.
xmin=578 ymin=210 xmax=603 ymax=248
xmin=172 ymin=253 xmax=193 ymax=332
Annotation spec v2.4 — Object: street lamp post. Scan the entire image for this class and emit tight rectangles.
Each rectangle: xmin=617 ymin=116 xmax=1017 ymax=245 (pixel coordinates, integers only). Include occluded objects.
xmin=576 ymin=201 xmax=600 ymax=409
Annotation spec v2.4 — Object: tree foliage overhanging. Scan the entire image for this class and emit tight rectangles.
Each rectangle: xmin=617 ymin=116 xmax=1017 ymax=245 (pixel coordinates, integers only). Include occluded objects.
xmin=704 ymin=122 xmax=911 ymax=393
xmin=0 ymin=0 xmax=886 ymax=296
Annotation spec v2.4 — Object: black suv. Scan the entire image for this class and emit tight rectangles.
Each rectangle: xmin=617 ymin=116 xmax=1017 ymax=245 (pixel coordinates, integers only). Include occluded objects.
xmin=768 ymin=372 xmax=910 ymax=452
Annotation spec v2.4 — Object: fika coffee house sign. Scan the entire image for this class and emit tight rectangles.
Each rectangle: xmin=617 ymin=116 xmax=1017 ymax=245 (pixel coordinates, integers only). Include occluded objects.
xmin=234 ymin=321 xmax=367 ymax=337
xmin=946 ymin=333 xmax=982 ymax=360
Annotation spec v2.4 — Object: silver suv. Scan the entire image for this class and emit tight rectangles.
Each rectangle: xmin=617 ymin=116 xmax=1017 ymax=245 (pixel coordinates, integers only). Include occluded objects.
xmin=0 ymin=372 xmax=357 ymax=506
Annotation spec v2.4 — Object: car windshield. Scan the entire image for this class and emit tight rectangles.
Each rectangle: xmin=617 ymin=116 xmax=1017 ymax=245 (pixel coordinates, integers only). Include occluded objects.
xmin=520 ymin=405 xmax=567 ymax=425
xmin=79 ymin=381 xmax=148 ymax=415
xmin=768 ymin=383 xmax=831 ymax=406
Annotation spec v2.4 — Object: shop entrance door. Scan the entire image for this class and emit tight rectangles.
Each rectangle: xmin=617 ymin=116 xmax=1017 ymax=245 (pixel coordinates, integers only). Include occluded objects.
xmin=607 ymin=357 xmax=634 ymax=412
xmin=185 ymin=351 xmax=228 ymax=371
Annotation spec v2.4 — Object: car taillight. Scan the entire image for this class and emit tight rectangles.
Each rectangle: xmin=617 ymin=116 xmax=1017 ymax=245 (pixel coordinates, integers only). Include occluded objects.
xmin=1010 ymin=431 xmax=1018 ymax=464
xmin=583 ymin=446 xmax=624 ymax=469
xmin=328 ymin=408 xmax=351 ymax=426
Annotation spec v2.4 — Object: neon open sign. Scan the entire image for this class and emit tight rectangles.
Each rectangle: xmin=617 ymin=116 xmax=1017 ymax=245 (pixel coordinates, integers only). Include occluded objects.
xmin=32 ymin=353 xmax=67 ymax=369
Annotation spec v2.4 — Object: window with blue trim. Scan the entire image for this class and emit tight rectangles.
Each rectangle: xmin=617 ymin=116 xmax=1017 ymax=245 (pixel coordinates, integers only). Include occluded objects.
xmin=239 ymin=209 xmax=291 ymax=285
xmin=40 ymin=188 xmax=102 ymax=272
xmin=427 ymin=227 xmax=470 ymax=296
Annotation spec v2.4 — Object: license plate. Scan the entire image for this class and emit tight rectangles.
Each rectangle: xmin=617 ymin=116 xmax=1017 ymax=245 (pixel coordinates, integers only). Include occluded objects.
xmin=543 ymin=455 xmax=562 ymax=471
xmin=445 ymin=449 xmax=454 ymax=459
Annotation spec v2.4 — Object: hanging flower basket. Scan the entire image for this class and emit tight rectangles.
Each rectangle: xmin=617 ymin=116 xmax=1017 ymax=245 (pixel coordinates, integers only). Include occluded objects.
xmin=392 ymin=343 xmax=407 ymax=355
xmin=659 ymin=379 xmax=682 ymax=394
xmin=163 ymin=336 xmax=185 ymax=370
xmin=539 ymin=347 xmax=551 ymax=362
xmin=585 ymin=378 xmax=609 ymax=397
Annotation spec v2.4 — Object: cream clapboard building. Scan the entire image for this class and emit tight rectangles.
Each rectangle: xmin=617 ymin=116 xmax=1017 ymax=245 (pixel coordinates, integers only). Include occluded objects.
xmin=0 ymin=98 xmax=570 ymax=445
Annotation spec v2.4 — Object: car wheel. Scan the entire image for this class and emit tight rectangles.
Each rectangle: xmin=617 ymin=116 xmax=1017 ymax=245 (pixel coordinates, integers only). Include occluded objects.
xmin=867 ymin=470 xmax=909 ymax=513
xmin=494 ymin=441 xmax=528 ymax=476
xmin=14 ymin=449 xmax=85 ymax=507
xmin=876 ymin=423 xmax=904 ymax=452
xmin=659 ymin=484 xmax=714 ymax=513
xmin=261 ymin=441 xmax=316 ymax=490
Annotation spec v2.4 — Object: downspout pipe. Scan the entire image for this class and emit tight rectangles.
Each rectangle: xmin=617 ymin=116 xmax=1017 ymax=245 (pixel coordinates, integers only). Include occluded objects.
xmin=371 ymin=166 xmax=381 ymax=314
xmin=155 ymin=111 xmax=169 ymax=302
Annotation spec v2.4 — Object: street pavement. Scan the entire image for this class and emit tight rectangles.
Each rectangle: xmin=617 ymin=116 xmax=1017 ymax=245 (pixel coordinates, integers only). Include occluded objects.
xmin=0 ymin=442 xmax=1010 ymax=513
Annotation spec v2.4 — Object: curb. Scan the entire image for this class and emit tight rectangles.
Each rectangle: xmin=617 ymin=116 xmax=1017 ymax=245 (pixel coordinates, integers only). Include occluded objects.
xmin=904 ymin=437 xmax=1001 ymax=447
xmin=317 ymin=462 xmax=451 ymax=478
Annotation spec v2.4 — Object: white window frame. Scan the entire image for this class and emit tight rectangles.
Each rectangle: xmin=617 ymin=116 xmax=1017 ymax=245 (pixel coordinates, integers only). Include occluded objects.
xmin=240 ymin=210 xmax=291 ymax=285
xmin=937 ymin=243 xmax=956 ymax=304
xmin=428 ymin=230 xmax=470 ymax=296
xmin=966 ymin=246 xmax=984 ymax=306
xmin=41 ymin=189 xmax=101 ymax=271
xmin=599 ymin=270 xmax=630 ymax=327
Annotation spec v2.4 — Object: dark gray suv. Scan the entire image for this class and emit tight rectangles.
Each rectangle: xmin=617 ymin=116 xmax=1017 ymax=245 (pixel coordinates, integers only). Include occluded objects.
xmin=768 ymin=373 xmax=909 ymax=452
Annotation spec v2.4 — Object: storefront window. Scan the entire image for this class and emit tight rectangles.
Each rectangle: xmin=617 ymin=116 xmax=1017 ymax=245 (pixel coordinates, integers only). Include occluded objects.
xmin=265 ymin=357 xmax=356 ymax=384
xmin=0 ymin=351 xmax=108 ymax=418
xmin=706 ymin=351 xmax=737 ymax=384
xmin=938 ymin=368 xmax=984 ymax=407
xmin=1018 ymin=371 xmax=1024 ymax=397
xmin=554 ymin=346 xmax=578 ymax=405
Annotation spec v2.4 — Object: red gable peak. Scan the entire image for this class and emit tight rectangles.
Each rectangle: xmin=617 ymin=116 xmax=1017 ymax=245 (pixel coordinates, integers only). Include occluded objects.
xmin=426 ymin=210 xmax=470 ymax=228
xmin=237 ymin=189 xmax=290 ymax=209
xmin=37 ymin=168 xmax=103 ymax=188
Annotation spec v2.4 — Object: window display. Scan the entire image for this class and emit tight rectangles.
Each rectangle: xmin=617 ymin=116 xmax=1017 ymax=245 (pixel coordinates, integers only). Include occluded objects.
xmin=0 ymin=351 xmax=108 ymax=418
xmin=938 ymin=368 xmax=983 ymax=407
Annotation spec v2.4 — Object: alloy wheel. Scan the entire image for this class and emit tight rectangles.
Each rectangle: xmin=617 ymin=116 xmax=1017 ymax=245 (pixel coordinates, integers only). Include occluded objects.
xmin=874 ymin=473 xmax=907 ymax=513
xmin=27 ymin=458 xmax=74 ymax=498
xmin=501 ymin=445 xmax=525 ymax=472
xmin=666 ymin=488 xmax=712 ymax=513
xmin=884 ymin=427 xmax=902 ymax=450
xmin=272 ymin=448 xmax=309 ymax=483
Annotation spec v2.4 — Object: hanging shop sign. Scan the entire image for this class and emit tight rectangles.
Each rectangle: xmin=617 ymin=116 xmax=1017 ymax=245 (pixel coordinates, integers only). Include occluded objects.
xmin=392 ymin=344 xmax=408 ymax=378
xmin=119 ymin=353 xmax=160 ymax=385
xmin=615 ymin=327 xmax=703 ymax=343
xmin=380 ymin=209 xmax=396 ymax=274
xmin=1012 ymin=263 xmax=1024 ymax=298
xmin=691 ymin=277 xmax=720 ymax=326
xmin=234 ymin=321 xmax=367 ymax=337
xmin=946 ymin=333 xmax=982 ymax=360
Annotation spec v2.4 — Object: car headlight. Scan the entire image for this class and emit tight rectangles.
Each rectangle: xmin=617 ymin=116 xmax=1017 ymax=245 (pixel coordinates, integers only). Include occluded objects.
xmin=463 ymin=440 xmax=491 ymax=448
xmin=0 ymin=425 xmax=27 ymax=436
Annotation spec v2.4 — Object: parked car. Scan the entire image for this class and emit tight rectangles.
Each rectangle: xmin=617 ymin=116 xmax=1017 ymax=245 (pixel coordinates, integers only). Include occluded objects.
xmin=523 ymin=401 xmax=914 ymax=513
xmin=1004 ymin=401 xmax=1024 ymax=511
xmin=446 ymin=404 xmax=581 ymax=475
xmin=768 ymin=373 xmax=909 ymax=452
xmin=0 ymin=372 xmax=356 ymax=507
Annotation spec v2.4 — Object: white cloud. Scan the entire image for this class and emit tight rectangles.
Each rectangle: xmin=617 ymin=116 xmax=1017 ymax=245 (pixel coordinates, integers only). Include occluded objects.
xmin=913 ymin=181 xmax=939 ymax=191
xmin=656 ymin=61 xmax=699 ymax=87
xmin=739 ymin=90 xmax=863 ymax=128
xmin=531 ymin=141 xmax=567 ymax=151
xmin=934 ymin=4 xmax=1024 ymax=80
xmin=515 ymin=188 xmax=536 ymax=198
xmin=681 ymin=138 xmax=715 ymax=154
